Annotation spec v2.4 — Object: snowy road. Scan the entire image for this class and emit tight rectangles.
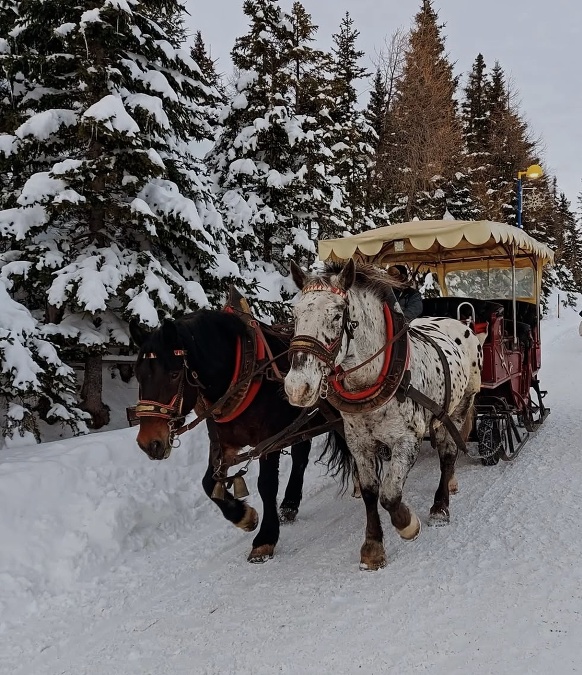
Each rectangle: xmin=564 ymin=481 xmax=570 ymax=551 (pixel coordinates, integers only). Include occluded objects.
xmin=2 ymin=308 xmax=582 ymax=674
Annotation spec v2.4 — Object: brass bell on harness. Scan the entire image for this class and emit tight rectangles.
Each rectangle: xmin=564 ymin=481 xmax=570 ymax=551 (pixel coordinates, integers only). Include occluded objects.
xmin=211 ymin=482 xmax=226 ymax=500
xmin=233 ymin=475 xmax=250 ymax=499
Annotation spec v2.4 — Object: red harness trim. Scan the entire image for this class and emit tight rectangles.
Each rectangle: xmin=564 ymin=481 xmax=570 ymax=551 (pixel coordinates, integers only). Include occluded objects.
xmin=215 ymin=313 xmax=266 ymax=424
xmin=330 ymin=304 xmax=395 ymax=401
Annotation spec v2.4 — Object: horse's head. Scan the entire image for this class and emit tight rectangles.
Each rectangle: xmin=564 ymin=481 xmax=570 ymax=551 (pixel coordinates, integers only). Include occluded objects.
xmin=285 ymin=259 xmax=356 ymax=407
xmin=130 ymin=319 xmax=200 ymax=460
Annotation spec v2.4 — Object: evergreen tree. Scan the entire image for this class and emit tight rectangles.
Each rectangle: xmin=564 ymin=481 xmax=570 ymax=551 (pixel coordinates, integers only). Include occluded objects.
xmin=209 ymin=0 xmax=347 ymax=317
xmin=286 ymin=2 xmax=348 ymax=251
xmin=208 ymin=0 xmax=300 ymax=318
xmin=0 ymin=280 xmax=88 ymax=444
xmin=329 ymin=12 xmax=374 ymax=230
xmin=363 ymin=69 xmax=388 ymax=218
xmin=459 ymin=53 xmax=492 ymax=219
xmin=551 ymin=192 xmax=582 ymax=302
xmin=191 ymin=30 xmax=224 ymax=95
xmin=387 ymin=0 xmax=465 ymax=222
xmin=481 ymin=63 xmax=537 ymax=226
xmin=0 ymin=0 xmax=237 ymax=429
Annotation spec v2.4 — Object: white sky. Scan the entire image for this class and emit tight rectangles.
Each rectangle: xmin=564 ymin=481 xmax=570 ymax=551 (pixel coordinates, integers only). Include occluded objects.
xmin=187 ymin=0 xmax=582 ymax=206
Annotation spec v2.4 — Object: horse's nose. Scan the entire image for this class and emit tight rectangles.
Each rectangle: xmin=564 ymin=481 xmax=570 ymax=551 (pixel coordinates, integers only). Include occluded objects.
xmin=285 ymin=381 xmax=313 ymax=406
xmin=147 ymin=439 xmax=165 ymax=460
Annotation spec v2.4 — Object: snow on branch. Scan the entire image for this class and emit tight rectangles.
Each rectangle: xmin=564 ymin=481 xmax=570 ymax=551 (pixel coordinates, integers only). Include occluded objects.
xmin=83 ymin=95 xmax=140 ymax=137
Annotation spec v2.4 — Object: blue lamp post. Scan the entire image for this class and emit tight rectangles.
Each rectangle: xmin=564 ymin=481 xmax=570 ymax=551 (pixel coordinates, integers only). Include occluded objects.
xmin=516 ymin=164 xmax=543 ymax=228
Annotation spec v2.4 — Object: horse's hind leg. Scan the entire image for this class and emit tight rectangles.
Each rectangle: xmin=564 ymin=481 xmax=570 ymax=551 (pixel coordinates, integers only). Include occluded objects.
xmin=429 ymin=427 xmax=457 ymax=526
xmin=429 ymin=394 xmax=474 ymax=526
xmin=280 ymin=440 xmax=310 ymax=523
xmin=379 ymin=435 xmax=422 ymax=541
xmin=249 ymin=451 xmax=281 ymax=563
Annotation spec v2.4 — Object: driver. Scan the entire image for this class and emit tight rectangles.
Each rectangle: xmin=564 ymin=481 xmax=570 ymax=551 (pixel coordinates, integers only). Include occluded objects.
xmin=387 ymin=265 xmax=423 ymax=322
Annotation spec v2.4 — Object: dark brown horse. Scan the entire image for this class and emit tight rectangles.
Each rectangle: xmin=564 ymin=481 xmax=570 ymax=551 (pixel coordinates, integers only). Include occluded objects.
xmin=129 ymin=309 xmax=346 ymax=563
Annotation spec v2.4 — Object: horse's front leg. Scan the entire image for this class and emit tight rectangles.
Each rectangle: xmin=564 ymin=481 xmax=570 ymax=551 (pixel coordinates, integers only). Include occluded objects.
xmin=379 ymin=434 xmax=422 ymax=542
xmin=201 ymin=420 xmax=258 ymax=533
xmin=346 ymin=429 xmax=385 ymax=571
xmin=279 ymin=440 xmax=310 ymax=523
xmin=248 ymin=451 xmax=281 ymax=563
xmin=201 ymin=463 xmax=258 ymax=531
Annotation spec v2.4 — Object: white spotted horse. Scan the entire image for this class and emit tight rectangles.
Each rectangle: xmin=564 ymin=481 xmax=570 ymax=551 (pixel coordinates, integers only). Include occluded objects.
xmin=130 ymin=295 xmax=347 ymax=564
xmin=285 ymin=259 xmax=483 ymax=570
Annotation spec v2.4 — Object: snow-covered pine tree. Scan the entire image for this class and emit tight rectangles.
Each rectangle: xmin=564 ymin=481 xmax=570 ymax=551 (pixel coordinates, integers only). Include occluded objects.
xmin=209 ymin=0 xmax=316 ymax=318
xmin=0 ymin=0 xmax=238 ymax=428
xmin=481 ymin=63 xmax=537 ymax=226
xmin=369 ymin=28 xmax=408 ymax=223
xmin=387 ymin=0 xmax=465 ymax=222
xmin=455 ymin=53 xmax=494 ymax=221
xmin=285 ymin=1 xmax=349 ymax=252
xmin=552 ymin=192 xmax=582 ymax=303
xmin=329 ymin=12 xmax=374 ymax=231
xmin=191 ymin=31 xmax=222 ymax=91
xmin=0 ymin=280 xmax=88 ymax=445
xmin=363 ymin=69 xmax=388 ymax=219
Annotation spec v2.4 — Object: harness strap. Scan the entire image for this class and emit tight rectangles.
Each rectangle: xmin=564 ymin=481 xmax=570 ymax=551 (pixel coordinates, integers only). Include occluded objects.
xmin=330 ymin=323 xmax=409 ymax=382
xmin=174 ymin=348 xmax=290 ymax=437
xmin=396 ymin=328 xmax=467 ymax=454
xmin=398 ymin=381 xmax=467 ymax=454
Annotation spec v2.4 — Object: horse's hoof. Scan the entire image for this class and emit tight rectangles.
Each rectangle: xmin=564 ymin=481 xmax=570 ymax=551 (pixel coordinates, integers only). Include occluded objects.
xmin=359 ymin=541 xmax=386 ymax=570
xmin=428 ymin=508 xmax=450 ymax=527
xmin=279 ymin=506 xmax=298 ymax=523
xmin=235 ymin=505 xmax=259 ymax=532
xmin=359 ymin=559 xmax=386 ymax=571
xmin=397 ymin=513 xmax=422 ymax=541
xmin=248 ymin=544 xmax=275 ymax=563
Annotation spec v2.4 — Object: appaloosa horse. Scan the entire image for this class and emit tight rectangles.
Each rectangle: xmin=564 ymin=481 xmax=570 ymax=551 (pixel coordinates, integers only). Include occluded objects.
xmin=285 ymin=259 xmax=483 ymax=570
xmin=130 ymin=308 xmax=346 ymax=563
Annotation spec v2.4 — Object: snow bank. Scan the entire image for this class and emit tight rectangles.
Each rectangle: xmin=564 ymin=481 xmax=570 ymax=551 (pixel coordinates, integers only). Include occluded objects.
xmin=0 ymin=424 xmax=210 ymax=631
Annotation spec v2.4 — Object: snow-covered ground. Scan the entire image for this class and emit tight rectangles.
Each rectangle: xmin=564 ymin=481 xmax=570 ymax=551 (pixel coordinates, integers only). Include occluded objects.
xmin=1 ymin=301 xmax=582 ymax=675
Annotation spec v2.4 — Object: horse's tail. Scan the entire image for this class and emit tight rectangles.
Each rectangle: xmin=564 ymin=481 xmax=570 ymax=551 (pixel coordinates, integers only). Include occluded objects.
xmin=318 ymin=429 xmax=355 ymax=493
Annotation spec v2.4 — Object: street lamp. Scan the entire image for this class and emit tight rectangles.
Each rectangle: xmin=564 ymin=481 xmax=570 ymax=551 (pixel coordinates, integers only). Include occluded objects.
xmin=516 ymin=163 xmax=543 ymax=228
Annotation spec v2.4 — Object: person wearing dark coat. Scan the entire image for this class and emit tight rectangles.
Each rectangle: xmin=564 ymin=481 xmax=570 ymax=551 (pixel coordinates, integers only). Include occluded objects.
xmin=388 ymin=265 xmax=423 ymax=321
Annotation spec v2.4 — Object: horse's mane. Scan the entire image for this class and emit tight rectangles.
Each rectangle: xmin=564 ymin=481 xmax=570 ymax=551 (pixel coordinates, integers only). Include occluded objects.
xmin=139 ymin=310 xmax=248 ymax=398
xmin=322 ymin=261 xmax=404 ymax=304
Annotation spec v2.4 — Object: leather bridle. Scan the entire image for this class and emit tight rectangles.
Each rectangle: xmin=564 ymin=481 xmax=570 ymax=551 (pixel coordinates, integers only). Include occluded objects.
xmin=134 ymin=349 xmax=204 ymax=440
xmin=289 ymin=280 xmax=359 ymax=373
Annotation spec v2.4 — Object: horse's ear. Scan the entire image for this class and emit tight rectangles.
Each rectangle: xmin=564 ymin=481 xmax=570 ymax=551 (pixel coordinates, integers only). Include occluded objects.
xmin=290 ymin=260 xmax=308 ymax=290
xmin=336 ymin=258 xmax=356 ymax=291
xmin=129 ymin=319 xmax=150 ymax=348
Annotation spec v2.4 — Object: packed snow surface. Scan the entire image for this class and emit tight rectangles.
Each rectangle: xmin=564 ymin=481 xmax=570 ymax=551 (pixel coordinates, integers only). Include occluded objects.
xmin=1 ymin=300 xmax=582 ymax=674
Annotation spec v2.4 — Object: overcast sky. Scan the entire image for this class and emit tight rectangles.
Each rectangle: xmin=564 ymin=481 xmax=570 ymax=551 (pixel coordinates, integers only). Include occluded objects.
xmin=188 ymin=0 xmax=582 ymax=206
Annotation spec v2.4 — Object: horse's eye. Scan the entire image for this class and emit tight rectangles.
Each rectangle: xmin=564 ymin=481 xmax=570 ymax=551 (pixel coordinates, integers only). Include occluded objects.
xmin=170 ymin=371 xmax=181 ymax=381
xmin=333 ymin=313 xmax=342 ymax=322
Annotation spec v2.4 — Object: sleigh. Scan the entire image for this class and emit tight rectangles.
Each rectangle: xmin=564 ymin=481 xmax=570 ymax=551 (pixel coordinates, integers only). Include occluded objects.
xmin=318 ymin=219 xmax=554 ymax=463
